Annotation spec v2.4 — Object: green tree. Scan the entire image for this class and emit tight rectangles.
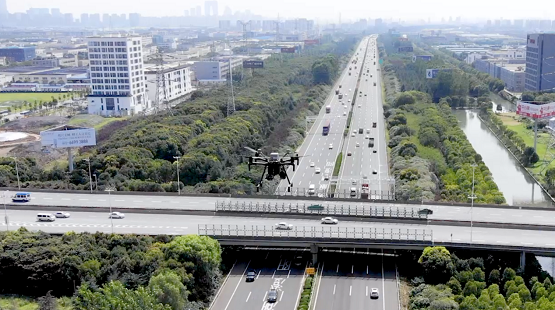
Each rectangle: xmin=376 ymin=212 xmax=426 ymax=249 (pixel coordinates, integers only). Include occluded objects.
xmin=503 ymin=267 xmax=516 ymax=282
xmin=488 ymin=269 xmax=500 ymax=285
xmin=472 ymin=267 xmax=485 ymax=282
xmin=74 ymin=281 xmax=171 ymax=310
xmin=447 ymin=277 xmax=462 ymax=295
xmin=418 ymin=247 xmax=455 ymax=284
xmin=522 ymin=147 xmax=540 ymax=167
xmin=38 ymin=291 xmax=57 ymax=310
xmin=148 ymin=271 xmax=189 ymax=310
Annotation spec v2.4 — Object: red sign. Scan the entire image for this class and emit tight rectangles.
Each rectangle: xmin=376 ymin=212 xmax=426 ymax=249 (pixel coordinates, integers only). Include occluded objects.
xmin=304 ymin=39 xmax=319 ymax=45
xmin=516 ymin=101 xmax=555 ymax=119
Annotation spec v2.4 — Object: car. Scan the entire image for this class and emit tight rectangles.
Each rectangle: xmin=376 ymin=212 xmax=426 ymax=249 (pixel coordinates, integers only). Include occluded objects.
xmin=321 ymin=217 xmax=339 ymax=224
xmin=54 ymin=212 xmax=70 ymax=218
xmin=353 ymin=130 xmax=357 ymax=134
xmin=267 ymin=289 xmax=278 ymax=303
xmin=372 ymin=170 xmax=377 ymax=175
xmin=324 ymin=173 xmax=330 ymax=180
xmin=348 ymin=99 xmax=351 ymax=103
xmin=371 ymin=288 xmax=379 ymax=299
xmin=367 ymin=129 xmax=371 ymax=133
xmin=351 ymin=133 xmax=355 ymax=137
xmin=246 ymin=271 xmax=256 ymax=282
xmin=358 ymin=104 xmax=361 ymax=108
xmin=343 ymin=111 xmax=347 ymax=116
xmin=366 ymin=79 xmax=368 ymax=81
xmin=344 ymin=105 xmax=347 ymax=109
xmin=275 ymin=222 xmax=293 ymax=230
xmin=365 ymin=94 xmax=367 ymax=96
xmin=110 ymin=212 xmax=125 ymax=219
xmin=293 ymin=255 xmax=304 ymax=266
xmin=349 ymin=88 xmax=352 ymax=91
xmin=310 ymin=162 xmax=315 ymax=167
xmin=373 ymin=149 xmax=377 ymax=153
xmin=347 ymin=152 xmax=352 ymax=156
xmin=356 ymin=142 xmax=360 ymax=147
xmin=315 ymin=167 xmax=321 ymax=174
xmin=329 ymin=144 xmax=333 ymax=149
xmin=352 ymin=179 xmax=357 ymax=185
xmin=365 ymin=135 xmax=370 ymax=139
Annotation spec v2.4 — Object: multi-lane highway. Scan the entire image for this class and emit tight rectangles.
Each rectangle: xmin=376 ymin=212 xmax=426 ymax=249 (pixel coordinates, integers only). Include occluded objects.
xmin=210 ymin=251 xmax=307 ymax=310
xmin=276 ymin=36 xmax=374 ymax=197
xmin=313 ymin=252 xmax=398 ymax=310
xmin=11 ymin=190 xmax=555 ymax=227
xmin=337 ymin=36 xmax=390 ymax=198
xmin=4 ymin=209 xmax=555 ymax=249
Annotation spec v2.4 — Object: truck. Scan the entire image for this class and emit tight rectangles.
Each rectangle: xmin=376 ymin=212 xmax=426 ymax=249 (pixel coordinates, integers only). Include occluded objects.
xmin=339 ymin=85 xmax=342 ymax=88
xmin=323 ymin=121 xmax=331 ymax=135
xmin=358 ymin=128 xmax=363 ymax=134
xmin=361 ymin=176 xmax=369 ymax=199
xmin=338 ymin=93 xmax=343 ymax=99
xmin=325 ymin=105 xmax=331 ymax=113
xmin=368 ymin=138 xmax=375 ymax=147
xmin=372 ymin=122 xmax=377 ymax=128
xmin=373 ymin=82 xmax=376 ymax=86
xmin=335 ymin=89 xmax=339 ymax=95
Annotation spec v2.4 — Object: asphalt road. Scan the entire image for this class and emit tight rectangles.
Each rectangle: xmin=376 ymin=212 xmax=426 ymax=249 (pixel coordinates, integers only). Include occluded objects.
xmin=313 ymin=252 xmax=398 ymax=310
xmin=276 ymin=36 xmax=373 ymax=197
xmin=210 ymin=251 xmax=307 ymax=310
xmin=4 ymin=209 xmax=555 ymax=249
xmin=337 ymin=36 xmax=390 ymax=199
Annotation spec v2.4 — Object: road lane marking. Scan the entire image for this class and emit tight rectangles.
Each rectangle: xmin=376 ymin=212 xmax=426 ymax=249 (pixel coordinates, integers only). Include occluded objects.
xmin=333 ymin=284 xmax=336 ymax=295
xmin=43 ymin=198 xmax=52 ymax=200
xmin=336 ymin=264 xmax=339 ymax=273
xmin=272 ymin=269 xmax=277 ymax=278
xmin=349 ymin=285 xmax=352 ymax=296
xmin=245 ymin=292 xmax=251 ymax=302
xmin=62 ymin=198 xmax=70 ymax=201
xmin=262 ymin=292 xmax=267 ymax=302
xmin=367 ymin=265 xmax=369 ymax=274
xmin=366 ymin=286 xmax=368 ymax=296
xmin=151 ymin=201 xmax=161 ymax=203
xmin=351 ymin=265 xmax=354 ymax=274
xmin=287 ymin=269 xmax=291 ymax=278
xmin=280 ymin=291 xmax=284 ymax=302
xmin=224 ymin=260 xmax=250 ymax=310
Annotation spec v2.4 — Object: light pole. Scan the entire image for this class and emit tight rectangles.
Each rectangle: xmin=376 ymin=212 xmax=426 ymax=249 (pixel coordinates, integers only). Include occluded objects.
xmin=3 ymin=190 xmax=8 ymax=231
xmin=12 ymin=157 xmax=20 ymax=190
xmin=468 ymin=164 xmax=478 ymax=243
xmin=93 ymin=174 xmax=98 ymax=191
xmin=173 ymin=156 xmax=181 ymax=195
xmin=84 ymin=158 xmax=93 ymax=193
xmin=105 ymin=187 xmax=115 ymax=234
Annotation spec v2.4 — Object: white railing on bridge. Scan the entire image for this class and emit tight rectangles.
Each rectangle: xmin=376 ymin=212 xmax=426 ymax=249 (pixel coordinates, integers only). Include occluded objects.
xmin=215 ymin=201 xmax=427 ymax=219
xmin=198 ymin=224 xmax=433 ymax=241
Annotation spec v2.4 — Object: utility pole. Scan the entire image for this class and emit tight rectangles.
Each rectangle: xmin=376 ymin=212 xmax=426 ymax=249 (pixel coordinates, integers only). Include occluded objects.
xmin=173 ymin=156 xmax=181 ymax=195
xmin=105 ymin=187 xmax=115 ymax=234
xmin=12 ymin=157 xmax=20 ymax=190
xmin=468 ymin=164 xmax=478 ymax=243
xmin=226 ymin=58 xmax=236 ymax=117
xmin=84 ymin=158 xmax=93 ymax=193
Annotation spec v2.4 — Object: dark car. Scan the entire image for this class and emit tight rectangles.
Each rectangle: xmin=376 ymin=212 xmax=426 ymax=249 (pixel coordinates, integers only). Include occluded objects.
xmin=293 ymin=255 xmax=303 ymax=267
xmin=246 ymin=271 xmax=256 ymax=282
xmin=267 ymin=289 xmax=278 ymax=303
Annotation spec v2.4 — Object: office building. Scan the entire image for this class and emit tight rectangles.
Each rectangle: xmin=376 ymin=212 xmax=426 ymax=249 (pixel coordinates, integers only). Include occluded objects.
xmin=499 ymin=64 xmax=526 ymax=92
xmin=0 ymin=46 xmax=36 ymax=62
xmin=0 ymin=0 xmax=8 ymax=15
xmin=525 ymin=33 xmax=555 ymax=92
xmin=204 ymin=1 xmax=218 ymax=16
xmin=86 ymin=36 xmax=147 ymax=116
xmin=144 ymin=63 xmax=193 ymax=105
xmin=191 ymin=57 xmax=242 ymax=81
xmin=32 ymin=55 xmax=78 ymax=67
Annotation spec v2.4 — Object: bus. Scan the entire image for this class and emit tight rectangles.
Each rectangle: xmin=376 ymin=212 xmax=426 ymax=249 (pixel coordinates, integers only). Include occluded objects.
xmin=322 ymin=121 xmax=330 ymax=135
xmin=325 ymin=105 xmax=331 ymax=113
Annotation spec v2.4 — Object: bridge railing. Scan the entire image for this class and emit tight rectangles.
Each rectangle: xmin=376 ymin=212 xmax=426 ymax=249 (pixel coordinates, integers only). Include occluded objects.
xmin=215 ymin=201 xmax=427 ymax=219
xmin=198 ymin=224 xmax=433 ymax=241
xmin=274 ymin=187 xmax=394 ymax=200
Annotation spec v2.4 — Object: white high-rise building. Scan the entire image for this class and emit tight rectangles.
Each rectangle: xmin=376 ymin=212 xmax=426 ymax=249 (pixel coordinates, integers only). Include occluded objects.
xmin=86 ymin=36 xmax=147 ymax=116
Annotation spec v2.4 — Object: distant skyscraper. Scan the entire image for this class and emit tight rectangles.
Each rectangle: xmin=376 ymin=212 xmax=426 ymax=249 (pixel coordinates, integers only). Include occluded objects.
xmin=0 ymin=0 xmax=8 ymax=15
xmin=81 ymin=13 xmax=89 ymax=26
xmin=195 ymin=6 xmax=202 ymax=16
xmin=51 ymin=8 xmax=62 ymax=17
xmin=525 ymin=33 xmax=555 ymax=92
xmin=204 ymin=1 xmax=218 ymax=16
xmin=129 ymin=13 xmax=141 ymax=27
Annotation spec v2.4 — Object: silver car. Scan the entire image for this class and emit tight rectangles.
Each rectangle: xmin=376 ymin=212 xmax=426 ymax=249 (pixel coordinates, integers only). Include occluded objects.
xmin=321 ymin=217 xmax=339 ymax=224
xmin=54 ymin=212 xmax=71 ymax=218
xmin=109 ymin=212 xmax=125 ymax=219
xmin=275 ymin=222 xmax=293 ymax=230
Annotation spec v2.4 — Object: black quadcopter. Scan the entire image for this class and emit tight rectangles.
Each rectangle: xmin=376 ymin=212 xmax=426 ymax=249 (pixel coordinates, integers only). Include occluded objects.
xmin=244 ymin=147 xmax=301 ymax=191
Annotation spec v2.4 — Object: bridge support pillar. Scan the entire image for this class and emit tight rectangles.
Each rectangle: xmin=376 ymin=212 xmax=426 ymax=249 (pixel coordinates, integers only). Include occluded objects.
xmin=520 ymin=251 xmax=526 ymax=271
xmin=310 ymin=244 xmax=318 ymax=266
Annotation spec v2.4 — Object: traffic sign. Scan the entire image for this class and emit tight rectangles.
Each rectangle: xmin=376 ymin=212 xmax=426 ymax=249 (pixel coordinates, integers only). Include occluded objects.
xmin=306 ymin=267 xmax=315 ymax=275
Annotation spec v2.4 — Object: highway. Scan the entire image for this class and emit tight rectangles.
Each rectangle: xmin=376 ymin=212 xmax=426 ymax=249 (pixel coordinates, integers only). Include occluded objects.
xmin=337 ymin=36 xmax=390 ymax=199
xmin=12 ymin=190 xmax=555 ymax=227
xmin=4 ymin=209 xmax=555 ymax=249
xmin=276 ymin=36 xmax=373 ymax=197
xmin=210 ymin=251 xmax=307 ymax=310
xmin=313 ymin=252 xmax=398 ymax=310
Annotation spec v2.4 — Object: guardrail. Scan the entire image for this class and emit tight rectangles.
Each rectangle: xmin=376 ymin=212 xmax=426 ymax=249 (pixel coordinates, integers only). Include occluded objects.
xmin=274 ymin=187 xmax=394 ymax=200
xmin=198 ymin=224 xmax=433 ymax=241
xmin=215 ymin=201 xmax=427 ymax=219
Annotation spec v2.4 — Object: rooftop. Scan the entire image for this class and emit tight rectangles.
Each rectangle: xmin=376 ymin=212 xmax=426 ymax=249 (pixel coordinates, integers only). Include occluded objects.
xmin=0 ymin=66 xmax=57 ymax=74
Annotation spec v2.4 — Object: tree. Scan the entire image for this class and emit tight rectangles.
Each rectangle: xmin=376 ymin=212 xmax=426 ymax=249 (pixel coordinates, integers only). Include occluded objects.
xmin=148 ymin=271 xmax=189 ymax=310
xmin=472 ymin=267 xmax=485 ymax=282
xmin=503 ymin=267 xmax=516 ymax=282
xmin=488 ymin=269 xmax=500 ymax=285
xmin=38 ymin=291 xmax=57 ymax=310
xmin=394 ymin=92 xmax=415 ymax=107
xmin=74 ymin=281 xmax=171 ymax=310
xmin=418 ymin=247 xmax=455 ymax=284
xmin=447 ymin=277 xmax=462 ymax=295
xmin=522 ymin=147 xmax=539 ymax=166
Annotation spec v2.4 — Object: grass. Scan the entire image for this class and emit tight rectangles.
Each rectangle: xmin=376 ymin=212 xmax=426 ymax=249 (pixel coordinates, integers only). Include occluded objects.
xmin=333 ymin=152 xmax=343 ymax=176
xmin=399 ymin=279 xmax=411 ymax=310
xmin=0 ymin=93 xmax=67 ymax=106
xmin=0 ymin=295 xmax=73 ymax=310
xmin=68 ymin=115 xmax=126 ymax=130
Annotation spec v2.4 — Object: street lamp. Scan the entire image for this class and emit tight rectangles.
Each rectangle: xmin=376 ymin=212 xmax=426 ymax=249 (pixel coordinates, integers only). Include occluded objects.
xmin=468 ymin=164 xmax=478 ymax=243
xmin=2 ymin=190 xmax=8 ymax=231
xmin=12 ymin=157 xmax=20 ymax=190
xmin=93 ymin=174 xmax=98 ymax=191
xmin=173 ymin=156 xmax=181 ymax=195
xmin=105 ymin=187 xmax=115 ymax=234
xmin=83 ymin=158 xmax=93 ymax=193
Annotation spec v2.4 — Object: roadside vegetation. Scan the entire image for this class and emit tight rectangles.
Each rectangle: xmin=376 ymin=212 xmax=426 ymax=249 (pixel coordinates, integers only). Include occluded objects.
xmin=297 ymin=275 xmax=315 ymax=310
xmin=401 ymin=246 xmax=552 ymax=310
xmin=0 ymin=35 xmax=360 ymax=194
xmin=378 ymin=34 xmax=504 ymax=203
xmin=0 ymin=228 xmax=221 ymax=310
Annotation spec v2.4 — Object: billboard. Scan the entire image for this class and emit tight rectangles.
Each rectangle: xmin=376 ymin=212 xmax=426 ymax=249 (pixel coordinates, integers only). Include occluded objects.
xmin=243 ymin=60 xmax=264 ymax=69
xmin=304 ymin=39 xmax=319 ymax=45
xmin=412 ymin=55 xmax=433 ymax=62
xmin=426 ymin=68 xmax=453 ymax=79
xmin=40 ymin=128 xmax=97 ymax=148
xmin=397 ymin=46 xmax=413 ymax=52
xmin=281 ymin=47 xmax=296 ymax=53
xmin=516 ymin=101 xmax=555 ymax=119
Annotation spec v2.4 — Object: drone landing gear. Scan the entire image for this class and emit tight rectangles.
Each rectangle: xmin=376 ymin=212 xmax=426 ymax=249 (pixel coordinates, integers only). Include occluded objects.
xmin=256 ymin=166 xmax=268 ymax=192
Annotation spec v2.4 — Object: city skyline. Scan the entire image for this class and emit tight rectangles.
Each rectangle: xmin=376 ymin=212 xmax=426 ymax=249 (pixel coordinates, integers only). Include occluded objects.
xmin=3 ymin=0 xmax=555 ymax=22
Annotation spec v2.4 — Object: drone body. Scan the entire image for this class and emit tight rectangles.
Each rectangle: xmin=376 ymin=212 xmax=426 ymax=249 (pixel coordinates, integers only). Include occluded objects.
xmin=245 ymin=147 xmax=300 ymax=191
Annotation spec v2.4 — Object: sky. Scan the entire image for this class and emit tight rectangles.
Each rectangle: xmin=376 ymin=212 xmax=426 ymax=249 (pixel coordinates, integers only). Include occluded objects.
xmin=5 ymin=0 xmax=555 ymax=22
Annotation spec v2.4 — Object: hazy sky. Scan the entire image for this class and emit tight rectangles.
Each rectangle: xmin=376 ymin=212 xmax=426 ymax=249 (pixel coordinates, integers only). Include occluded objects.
xmin=5 ymin=0 xmax=554 ymax=22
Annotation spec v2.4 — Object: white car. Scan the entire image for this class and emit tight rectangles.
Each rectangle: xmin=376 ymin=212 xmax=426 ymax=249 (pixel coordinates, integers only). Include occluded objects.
xmin=323 ymin=174 xmax=330 ymax=180
xmin=371 ymin=288 xmax=379 ymax=299
xmin=348 ymin=99 xmax=351 ymax=102
xmin=275 ymin=222 xmax=293 ymax=230
xmin=54 ymin=212 xmax=70 ymax=218
xmin=365 ymin=135 xmax=370 ymax=139
xmin=109 ymin=212 xmax=125 ymax=219
xmin=321 ymin=217 xmax=339 ymax=224
xmin=373 ymin=170 xmax=378 ymax=175
xmin=358 ymin=104 xmax=361 ymax=108
xmin=343 ymin=112 xmax=347 ymax=116
xmin=310 ymin=162 xmax=315 ymax=167
xmin=329 ymin=144 xmax=333 ymax=149
xmin=356 ymin=142 xmax=360 ymax=147
xmin=351 ymin=133 xmax=355 ymax=137
xmin=315 ymin=167 xmax=321 ymax=174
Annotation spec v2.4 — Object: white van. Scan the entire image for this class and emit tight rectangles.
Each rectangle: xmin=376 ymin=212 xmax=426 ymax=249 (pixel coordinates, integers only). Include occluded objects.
xmin=350 ymin=187 xmax=357 ymax=197
xmin=308 ymin=184 xmax=316 ymax=195
xmin=37 ymin=213 xmax=56 ymax=222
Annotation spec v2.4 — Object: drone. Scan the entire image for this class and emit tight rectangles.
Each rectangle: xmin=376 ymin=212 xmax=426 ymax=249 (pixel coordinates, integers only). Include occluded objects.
xmin=244 ymin=147 xmax=301 ymax=191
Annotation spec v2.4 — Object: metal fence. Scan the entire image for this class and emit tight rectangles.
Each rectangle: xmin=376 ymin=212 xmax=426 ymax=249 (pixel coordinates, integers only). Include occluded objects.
xmin=198 ymin=224 xmax=433 ymax=241
xmin=215 ymin=201 xmax=427 ymax=219
xmin=274 ymin=187 xmax=394 ymax=200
